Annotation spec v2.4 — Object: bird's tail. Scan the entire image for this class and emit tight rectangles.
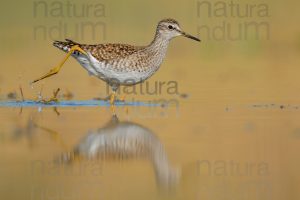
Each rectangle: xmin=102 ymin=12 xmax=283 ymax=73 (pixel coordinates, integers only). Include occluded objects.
xmin=53 ymin=39 xmax=80 ymax=53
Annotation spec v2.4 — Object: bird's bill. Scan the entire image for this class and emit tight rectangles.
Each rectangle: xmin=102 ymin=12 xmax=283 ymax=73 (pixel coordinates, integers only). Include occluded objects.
xmin=181 ymin=31 xmax=201 ymax=42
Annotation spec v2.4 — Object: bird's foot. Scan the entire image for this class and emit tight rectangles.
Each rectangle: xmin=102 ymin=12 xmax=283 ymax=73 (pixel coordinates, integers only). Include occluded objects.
xmin=94 ymin=94 xmax=125 ymax=102
xmin=110 ymin=93 xmax=116 ymax=114
xmin=93 ymin=93 xmax=125 ymax=114
xmin=38 ymin=88 xmax=60 ymax=104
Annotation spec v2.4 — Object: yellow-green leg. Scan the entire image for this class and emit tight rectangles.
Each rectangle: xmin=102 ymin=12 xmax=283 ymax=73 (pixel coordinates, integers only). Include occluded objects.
xmin=32 ymin=45 xmax=87 ymax=83
xmin=110 ymin=90 xmax=116 ymax=114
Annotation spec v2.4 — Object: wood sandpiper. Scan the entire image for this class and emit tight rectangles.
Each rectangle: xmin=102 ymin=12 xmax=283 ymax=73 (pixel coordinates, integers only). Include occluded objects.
xmin=32 ymin=18 xmax=200 ymax=108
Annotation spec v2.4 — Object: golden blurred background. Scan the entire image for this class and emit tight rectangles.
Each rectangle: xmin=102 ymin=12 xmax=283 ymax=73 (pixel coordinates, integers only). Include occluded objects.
xmin=0 ymin=0 xmax=300 ymax=200
xmin=0 ymin=0 xmax=298 ymax=102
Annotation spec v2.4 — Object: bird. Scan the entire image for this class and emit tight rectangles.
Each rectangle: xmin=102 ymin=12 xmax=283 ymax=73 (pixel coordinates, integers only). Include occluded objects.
xmin=32 ymin=18 xmax=200 ymax=107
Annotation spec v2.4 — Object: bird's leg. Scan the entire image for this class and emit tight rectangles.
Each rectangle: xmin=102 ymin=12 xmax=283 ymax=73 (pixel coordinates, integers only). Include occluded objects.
xmin=110 ymin=90 xmax=116 ymax=114
xmin=109 ymin=85 xmax=120 ymax=114
xmin=94 ymin=94 xmax=125 ymax=102
xmin=118 ymin=95 xmax=126 ymax=102
xmin=32 ymin=45 xmax=87 ymax=83
xmin=110 ymin=91 xmax=116 ymax=105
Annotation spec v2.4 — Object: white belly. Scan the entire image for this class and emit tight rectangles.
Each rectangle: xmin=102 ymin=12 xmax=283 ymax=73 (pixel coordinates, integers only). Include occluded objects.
xmin=75 ymin=53 xmax=158 ymax=85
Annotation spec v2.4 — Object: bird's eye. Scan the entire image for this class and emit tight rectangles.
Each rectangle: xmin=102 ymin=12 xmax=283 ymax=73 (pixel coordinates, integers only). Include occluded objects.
xmin=168 ymin=25 xmax=174 ymax=30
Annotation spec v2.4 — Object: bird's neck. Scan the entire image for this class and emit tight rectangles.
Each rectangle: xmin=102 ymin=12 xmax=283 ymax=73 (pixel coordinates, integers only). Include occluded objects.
xmin=147 ymin=32 xmax=170 ymax=54
xmin=136 ymin=32 xmax=171 ymax=78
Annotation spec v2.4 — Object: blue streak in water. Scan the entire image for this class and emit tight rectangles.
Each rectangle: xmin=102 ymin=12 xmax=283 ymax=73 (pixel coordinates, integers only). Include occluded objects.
xmin=0 ymin=100 xmax=159 ymax=107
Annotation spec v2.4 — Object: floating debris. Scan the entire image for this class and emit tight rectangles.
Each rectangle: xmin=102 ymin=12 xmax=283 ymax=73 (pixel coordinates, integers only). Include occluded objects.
xmin=179 ymin=93 xmax=189 ymax=99
xmin=280 ymin=105 xmax=285 ymax=109
xmin=60 ymin=89 xmax=74 ymax=100
xmin=7 ymin=91 xmax=17 ymax=99
xmin=251 ymin=103 xmax=299 ymax=110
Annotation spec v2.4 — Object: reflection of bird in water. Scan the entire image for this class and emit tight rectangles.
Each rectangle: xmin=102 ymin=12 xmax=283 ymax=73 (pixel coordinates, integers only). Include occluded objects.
xmin=58 ymin=115 xmax=179 ymax=190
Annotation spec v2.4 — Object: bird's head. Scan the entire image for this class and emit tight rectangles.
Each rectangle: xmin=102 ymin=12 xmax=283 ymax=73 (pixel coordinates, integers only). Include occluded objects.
xmin=156 ymin=18 xmax=200 ymax=42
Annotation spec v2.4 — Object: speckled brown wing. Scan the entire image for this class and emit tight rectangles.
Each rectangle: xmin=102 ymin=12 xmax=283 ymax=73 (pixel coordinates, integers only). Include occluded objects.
xmin=53 ymin=39 xmax=140 ymax=61
xmin=79 ymin=43 xmax=140 ymax=62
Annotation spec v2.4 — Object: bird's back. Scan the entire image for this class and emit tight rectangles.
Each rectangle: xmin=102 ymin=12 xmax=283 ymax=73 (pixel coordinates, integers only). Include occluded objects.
xmin=53 ymin=39 xmax=167 ymax=84
xmin=53 ymin=39 xmax=142 ymax=61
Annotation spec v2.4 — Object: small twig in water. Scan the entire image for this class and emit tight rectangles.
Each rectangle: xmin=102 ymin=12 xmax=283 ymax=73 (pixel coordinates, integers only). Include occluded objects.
xmin=19 ymin=85 xmax=24 ymax=102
